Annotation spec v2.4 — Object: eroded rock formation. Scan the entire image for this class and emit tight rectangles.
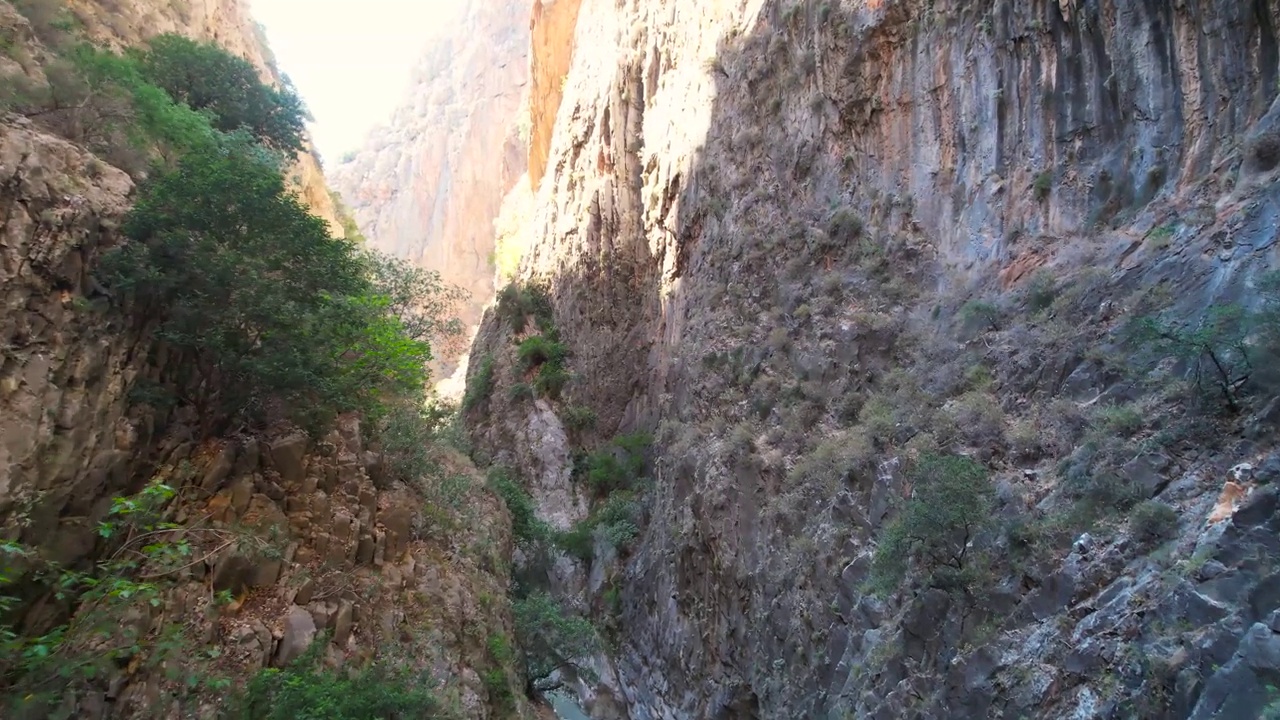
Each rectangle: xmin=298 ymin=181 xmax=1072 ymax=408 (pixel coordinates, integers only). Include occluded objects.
xmin=466 ymin=0 xmax=1280 ymax=718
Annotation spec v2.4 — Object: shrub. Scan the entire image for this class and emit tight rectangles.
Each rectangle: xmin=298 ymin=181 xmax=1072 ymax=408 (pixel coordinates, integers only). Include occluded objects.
xmin=463 ymin=354 xmax=495 ymax=411
xmin=379 ymin=403 xmax=438 ymax=484
xmin=582 ymin=434 xmax=648 ymax=495
xmin=1033 ymin=170 xmax=1053 ymax=200
xmin=508 ymin=382 xmax=535 ymax=403
xmin=517 ymin=334 xmax=566 ymax=370
xmin=826 ymin=207 xmax=864 ymax=244
xmin=487 ymin=467 xmax=548 ymax=545
xmin=1093 ymin=403 xmax=1144 ymax=437
xmin=495 ymin=282 xmax=553 ymax=332
xmin=534 ymin=362 xmax=570 ymax=399
xmin=788 ymin=430 xmax=872 ymax=496
xmin=562 ymin=406 xmax=598 ymax=431
xmin=946 ymin=391 xmax=1006 ymax=449
xmin=1129 ymin=500 xmax=1178 ymax=545
xmin=869 ymin=454 xmax=995 ymax=595
xmin=1025 ymin=269 xmax=1057 ymax=313
xmin=103 ymin=140 xmax=442 ymax=431
xmin=960 ymin=300 xmax=1002 ymax=332
xmin=230 ymin=640 xmax=450 ymax=720
xmin=555 ymin=521 xmax=595 ymax=562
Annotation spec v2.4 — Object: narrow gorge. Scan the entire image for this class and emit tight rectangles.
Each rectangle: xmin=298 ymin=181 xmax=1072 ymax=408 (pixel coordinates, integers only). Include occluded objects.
xmin=4 ymin=0 xmax=1280 ymax=719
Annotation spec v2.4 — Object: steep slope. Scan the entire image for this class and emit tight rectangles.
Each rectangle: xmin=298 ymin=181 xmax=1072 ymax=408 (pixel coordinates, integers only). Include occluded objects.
xmin=466 ymin=0 xmax=1280 ymax=718
xmin=330 ymin=0 xmax=530 ymax=373
xmin=0 ymin=1 xmax=531 ymax=717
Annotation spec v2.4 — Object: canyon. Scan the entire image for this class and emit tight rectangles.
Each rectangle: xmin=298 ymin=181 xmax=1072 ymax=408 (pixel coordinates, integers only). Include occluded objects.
xmin=3 ymin=0 xmax=1280 ymax=718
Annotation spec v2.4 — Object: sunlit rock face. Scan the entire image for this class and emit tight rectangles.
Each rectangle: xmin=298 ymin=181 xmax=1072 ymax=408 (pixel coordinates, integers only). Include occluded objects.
xmin=465 ymin=0 xmax=1280 ymax=717
xmin=329 ymin=0 xmax=531 ymax=376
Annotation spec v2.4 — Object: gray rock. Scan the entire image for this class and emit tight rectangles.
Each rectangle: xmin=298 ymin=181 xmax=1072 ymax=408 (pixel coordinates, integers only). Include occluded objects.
xmin=294 ymin=578 xmax=316 ymax=606
xmin=1122 ymin=452 xmax=1172 ymax=498
xmin=1257 ymin=452 xmax=1280 ymax=485
xmin=1250 ymin=573 xmax=1280 ymax=622
xmin=270 ymin=433 xmax=308 ymax=486
xmin=1242 ymin=622 xmax=1280 ymax=675
xmin=1233 ymin=487 xmax=1279 ymax=528
xmin=201 ymin=444 xmax=236 ymax=491
xmin=275 ymin=606 xmax=317 ymax=667
xmin=1190 ymin=661 xmax=1265 ymax=720
xmin=1159 ymin=582 xmax=1229 ymax=629
xmin=234 ymin=439 xmax=261 ymax=474
xmin=334 ymin=600 xmax=354 ymax=646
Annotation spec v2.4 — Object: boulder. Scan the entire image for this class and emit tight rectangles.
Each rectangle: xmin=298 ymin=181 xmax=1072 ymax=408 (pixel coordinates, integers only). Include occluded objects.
xmin=275 ymin=606 xmax=317 ymax=667
xmin=270 ymin=433 xmax=308 ymax=485
xmin=201 ymin=443 xmax=236 ymax=491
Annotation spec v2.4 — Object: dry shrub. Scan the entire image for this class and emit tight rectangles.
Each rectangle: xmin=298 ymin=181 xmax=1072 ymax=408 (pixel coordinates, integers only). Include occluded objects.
xmin=945 ymin=391 xmax=1006 ymax=450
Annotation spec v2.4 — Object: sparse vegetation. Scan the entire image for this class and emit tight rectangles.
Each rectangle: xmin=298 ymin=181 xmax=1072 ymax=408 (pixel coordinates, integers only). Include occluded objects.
xmin=1128 ymin=304 xmax=1253 ymax=413
xmin=230 ymin=637 xmax=452 ymax=720
xmin=562 ymin=406 xmax=598 ymax=431
xmin=496 ymin=282 xmax=553 ymax=333
xmin=960 ymin=299 xmax=1002 ymax=332
xmin=1129 ymin=501 xmax=1178 ymax=545
xmin=486 ymin=467 xmax=548 ymax=545
xmin=463 ymin=354 xmax=496 ymax=411
xmin=1033 ymin=170 xmax=1053 ymax=200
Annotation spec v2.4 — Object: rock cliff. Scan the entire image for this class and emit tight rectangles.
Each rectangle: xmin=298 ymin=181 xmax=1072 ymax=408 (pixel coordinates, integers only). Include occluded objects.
xmin=0 ymin=0 xmax=527 ymax=716
xmin=330 ymin=0 xmax=531 ymax=374
xmin=465 ymin=0 xmax=1280 ymax=718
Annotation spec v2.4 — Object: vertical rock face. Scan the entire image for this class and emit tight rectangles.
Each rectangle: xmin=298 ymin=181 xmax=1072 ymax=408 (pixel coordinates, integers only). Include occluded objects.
xmin=0 ymin=119 xmax=136 ymax=531
xmin=468 ymin=0 xmax=1280 ymax=717
xmin=528 ymin=0 xmax=584 ymax=187
xmin=330 ymin=0 xmax=531 ymax=368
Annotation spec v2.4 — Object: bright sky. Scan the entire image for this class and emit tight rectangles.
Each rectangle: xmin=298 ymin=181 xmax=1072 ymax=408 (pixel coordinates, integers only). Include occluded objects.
xmin=250 ymin=0 xmax=463 ymax=162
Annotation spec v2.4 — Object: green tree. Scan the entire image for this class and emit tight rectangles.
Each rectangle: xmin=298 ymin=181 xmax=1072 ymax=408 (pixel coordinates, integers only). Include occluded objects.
xmin=103 ymin=140 xmax=439 ymax=430
xmin=360 ymin=250 xmax=467 ymax=352
xmin=512 ymin=591 xmax=599 ymax=696
xmin=869 ymin=454 xmax=995 ymax=595
xmin=1129 ymin=304 xmax=1252 ymax=413
xmin=137 ymin=34 xmax=309 ymax=153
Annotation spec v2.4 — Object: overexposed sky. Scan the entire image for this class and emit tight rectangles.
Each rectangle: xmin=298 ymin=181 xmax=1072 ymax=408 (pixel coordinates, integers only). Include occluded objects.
xmin=250 ymin=0 xmax=463 ymax=161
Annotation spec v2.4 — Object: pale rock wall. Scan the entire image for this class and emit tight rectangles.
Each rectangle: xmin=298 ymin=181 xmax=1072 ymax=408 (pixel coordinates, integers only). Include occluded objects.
xmin=330 ymin=0 xmax=531 ymax=373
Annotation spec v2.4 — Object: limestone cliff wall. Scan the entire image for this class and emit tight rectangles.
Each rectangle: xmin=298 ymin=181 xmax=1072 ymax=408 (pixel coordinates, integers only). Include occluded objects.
xmin=330 ymin=0 xmax=531 ymax=373
xmin=468 ymin=0 xmax=1280 ymax=718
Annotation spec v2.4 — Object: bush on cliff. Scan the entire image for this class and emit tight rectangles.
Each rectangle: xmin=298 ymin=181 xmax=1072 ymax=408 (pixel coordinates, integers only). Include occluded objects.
xmin=869 ymin=453 xmax=995 ymax=596
xmin=103 ymin=139 xmax=456 ymax=430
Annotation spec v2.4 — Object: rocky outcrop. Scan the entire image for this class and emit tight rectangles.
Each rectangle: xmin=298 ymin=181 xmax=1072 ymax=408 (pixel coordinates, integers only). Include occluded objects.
xmin=32 ymin=415 xmax=533 ymax=718
xmin=467 ymin=0 xmax=1280 ymax=717
xmin=0 ymin=118 xmax=138 ymax=536
xmin=330 ymin=0 xmax=531 ymax=372
xmin=0 ymin=1 xmax=525 ymax=717
xmin=528 ymin=0 xmax=583 ymax=187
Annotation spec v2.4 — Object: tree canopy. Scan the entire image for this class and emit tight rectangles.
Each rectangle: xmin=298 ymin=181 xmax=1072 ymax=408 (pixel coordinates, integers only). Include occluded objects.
xmin=137 ymin=34 xmax=310 ymax=154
